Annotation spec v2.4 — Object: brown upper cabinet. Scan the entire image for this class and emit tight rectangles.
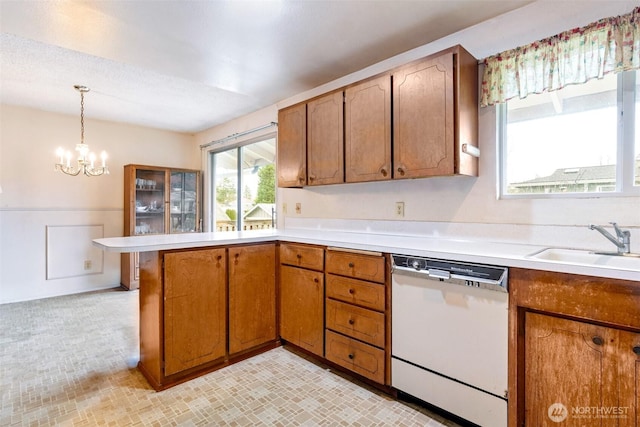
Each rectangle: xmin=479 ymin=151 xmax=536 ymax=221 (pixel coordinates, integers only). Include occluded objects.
xmin=345 ymin=74 xmax=392 ymax=183
xmin=307 ymin=91 xmax=344 ymax=186
xmin=277 ymin=44 xmax=478 ymax=187
xmin=277 ymin=103 xmax=307 ymax=187
xmin=393 ymin=45 xmax=478 ymax=179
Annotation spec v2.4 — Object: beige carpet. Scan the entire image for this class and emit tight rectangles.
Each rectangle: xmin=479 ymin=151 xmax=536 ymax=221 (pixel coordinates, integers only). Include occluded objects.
xmin=0 ymin=288 xmax=460 ymax=426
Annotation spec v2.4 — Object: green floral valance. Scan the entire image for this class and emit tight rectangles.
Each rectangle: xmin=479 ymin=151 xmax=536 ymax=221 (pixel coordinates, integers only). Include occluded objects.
xmin=481 ymin=7 xmax=640 ymax=107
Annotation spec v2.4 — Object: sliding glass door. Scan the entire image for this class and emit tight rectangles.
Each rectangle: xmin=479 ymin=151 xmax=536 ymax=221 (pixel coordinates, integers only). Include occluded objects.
xmin=211 ymin=137 xmax=276 ymax=231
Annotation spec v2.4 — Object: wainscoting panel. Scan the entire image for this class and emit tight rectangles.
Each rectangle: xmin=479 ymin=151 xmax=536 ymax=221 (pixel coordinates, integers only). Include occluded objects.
xmin=46 ymin=224 xmax=104 ymax=280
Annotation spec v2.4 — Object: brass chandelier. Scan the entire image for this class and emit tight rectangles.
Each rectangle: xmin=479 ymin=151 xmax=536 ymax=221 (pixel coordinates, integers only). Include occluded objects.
xmin=55 ymin=85 xmax=109 ymax=177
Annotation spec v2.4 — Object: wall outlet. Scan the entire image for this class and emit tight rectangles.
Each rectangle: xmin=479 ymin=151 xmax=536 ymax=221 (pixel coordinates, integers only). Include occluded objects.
xmin=283 ymin=203 xmax=288 ymax=214
xmin=395 ymin=202 xmax=405 ymax=218
xmin=83 ymin=260 xmax=92 ymax=270
xmin=295 ymin=203 xmax=302 ymax=214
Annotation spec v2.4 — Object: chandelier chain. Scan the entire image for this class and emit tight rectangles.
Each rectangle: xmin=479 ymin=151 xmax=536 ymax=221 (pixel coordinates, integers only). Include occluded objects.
xmin=80 ymin=90 xmax=85 ymax=145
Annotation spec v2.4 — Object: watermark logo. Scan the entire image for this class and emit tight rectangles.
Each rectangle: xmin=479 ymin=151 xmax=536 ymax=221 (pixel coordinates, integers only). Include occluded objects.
xmin=548 ymin=403 xmax=568 ymax=423
xmin=547 ymin=403 xmax=629 ymax=422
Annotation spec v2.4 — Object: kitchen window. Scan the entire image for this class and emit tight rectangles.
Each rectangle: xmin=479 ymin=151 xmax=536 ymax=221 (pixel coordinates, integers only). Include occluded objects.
xmin=499 ymin=70 xmax=640 ymax=198
xmin=210 ymin=136 xmax=276 ymax=231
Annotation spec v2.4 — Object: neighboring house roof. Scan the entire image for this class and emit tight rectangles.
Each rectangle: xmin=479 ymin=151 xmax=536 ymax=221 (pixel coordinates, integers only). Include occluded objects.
xmin=244 ymin=204 xmax=276 ymax=221
xmin=215 ymin=205 xmax=231 ymax=221
xmin=512 ymin=164 xmax=616 ymax=187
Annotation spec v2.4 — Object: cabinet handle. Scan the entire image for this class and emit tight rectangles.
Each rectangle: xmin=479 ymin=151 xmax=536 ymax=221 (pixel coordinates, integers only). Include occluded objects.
xmin=633 ymin=346 xmax=640 ymax=355
xmin=348 ymin=288 xmax=355 ymax=294
xmin=348 ymin=318 xmax=355 ymax=325
xmin=298 ymin=176 xmax=305 ymax=184
xmin=397 ymin=167 xmax=405 ymax=176
xmin=309 ymin=174 xmax=316 ymax=181
xmin=296 ymin=253 xmax=302 ymax=259
xmin=313 ymin=277 xmax=319 ymax=283
xmin=380 ymin=167 xmax=388 ymax=177
xmin=592 ymin=336 xmax=604 ymax=346
xmin=348 ymin=353 xmax=354 ymax=360
xmin=348 ymin=262 xmax=354 ymax=268
xmin=216 ymin=255 xmax=222 ymax=261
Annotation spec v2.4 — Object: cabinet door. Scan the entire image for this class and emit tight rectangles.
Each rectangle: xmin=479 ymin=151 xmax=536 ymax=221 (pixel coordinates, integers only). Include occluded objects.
xmin=133 ymin=168 xmax=167 ymax=234
xmin=619 ymin=330 xmax=640 ymax=427
xmin=164 ymin=248 xmax=226 ymax=376
xmin=345 ymin=75 xmax=391 ymax=183
xmin=393 ymin=52 xmax=454 ymax=178
xmin=277 ymin=103 xmax=306 ymax=187
xmin=524 ymin=312 xmax=618 ymax=426
xmin=279 ymin=265 xmax=324 ymax=356
xmin=307 ymin=91 xmax=344 ymax=185
xmin=228 ymin=244 xmax=277 ymax=355
xmin=169 ymin=171 xmax=199 ymax=233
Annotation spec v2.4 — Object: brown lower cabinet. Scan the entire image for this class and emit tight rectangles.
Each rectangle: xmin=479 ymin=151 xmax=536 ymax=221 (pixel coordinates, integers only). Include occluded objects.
xmin=228 ymin=244 xmax=276 ymax=355
xmin=279 ymin=243 xmax=325 ymax=356
xmin=324 ymin=249 xmax=390 ymax=385
xmin=510 ymin=268 xmax=640 ymax=427
xmin=163 ymin=248 xmax=226 ymax=376
xmin=138 ymin=243 xmax=278 ymax=390
xmin=136 ymin=241 xmax=390 ymax=391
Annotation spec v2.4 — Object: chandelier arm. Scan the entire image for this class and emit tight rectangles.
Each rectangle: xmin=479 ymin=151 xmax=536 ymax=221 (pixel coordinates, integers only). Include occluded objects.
xmin=56 ymin=164 xmax=82 ymax=176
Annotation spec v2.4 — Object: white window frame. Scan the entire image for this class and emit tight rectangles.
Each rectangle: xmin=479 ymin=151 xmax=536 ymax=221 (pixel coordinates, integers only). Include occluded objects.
xmin=204 ymin=132 xmax=277 ymax=232
xmin=498 ymin=71 xmax=640 ymax=199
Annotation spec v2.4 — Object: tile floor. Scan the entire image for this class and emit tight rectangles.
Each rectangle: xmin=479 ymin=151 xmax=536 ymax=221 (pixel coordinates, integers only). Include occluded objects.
xmin=0 ymin=288 xmax=461 ymax=426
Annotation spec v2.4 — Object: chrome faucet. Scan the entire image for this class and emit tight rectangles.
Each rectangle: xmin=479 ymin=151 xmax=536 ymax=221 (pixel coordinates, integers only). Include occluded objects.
xmin=588 ymin=222 xmax=631 ymax=255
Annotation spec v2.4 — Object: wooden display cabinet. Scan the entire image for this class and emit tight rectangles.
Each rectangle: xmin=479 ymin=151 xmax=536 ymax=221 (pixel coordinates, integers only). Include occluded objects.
xmin=121 ymin=164 xmax=201 ymax=290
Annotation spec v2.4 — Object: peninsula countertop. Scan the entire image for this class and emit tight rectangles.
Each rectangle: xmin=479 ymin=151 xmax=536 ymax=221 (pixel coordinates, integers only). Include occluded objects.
xmin=93 ymin=228 xmax=640 ymax=282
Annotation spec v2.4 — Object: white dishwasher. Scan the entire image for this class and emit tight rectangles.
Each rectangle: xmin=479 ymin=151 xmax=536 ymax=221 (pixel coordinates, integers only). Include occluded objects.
xmin=391 ymin=254 xmax=508 ymax=427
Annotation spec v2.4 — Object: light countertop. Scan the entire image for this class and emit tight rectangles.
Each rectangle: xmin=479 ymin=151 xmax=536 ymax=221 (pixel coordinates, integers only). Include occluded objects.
xmin=93 ymin=228 xmax=640 ymax=282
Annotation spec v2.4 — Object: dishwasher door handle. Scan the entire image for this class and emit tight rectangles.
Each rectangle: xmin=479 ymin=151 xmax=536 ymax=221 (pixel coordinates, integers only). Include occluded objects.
xmin=428 ymin=269 xmax=451 ymax=280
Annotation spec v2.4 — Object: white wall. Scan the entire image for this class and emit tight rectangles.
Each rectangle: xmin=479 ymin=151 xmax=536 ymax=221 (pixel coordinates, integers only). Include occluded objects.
xmin=196 ymin=1 xmax=640 ymax=243
xmin=0 ymin=105 xmax=198 ymax=303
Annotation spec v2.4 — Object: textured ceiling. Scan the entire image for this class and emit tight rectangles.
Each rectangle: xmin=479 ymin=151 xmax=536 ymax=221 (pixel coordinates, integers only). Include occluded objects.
xmin=0 ymin=0 xmax=533 ymax=133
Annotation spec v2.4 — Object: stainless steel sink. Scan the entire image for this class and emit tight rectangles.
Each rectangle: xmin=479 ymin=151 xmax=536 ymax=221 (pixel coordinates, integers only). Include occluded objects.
xmin=527 ymin=248 xmax=640 ymax=269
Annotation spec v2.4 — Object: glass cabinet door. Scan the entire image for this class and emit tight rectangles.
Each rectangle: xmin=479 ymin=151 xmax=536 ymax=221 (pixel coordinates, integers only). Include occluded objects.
xmin=170 ymin=171 xmax=198 ymax=233
xmin=134 ymin=169 xmax=166 ymax=235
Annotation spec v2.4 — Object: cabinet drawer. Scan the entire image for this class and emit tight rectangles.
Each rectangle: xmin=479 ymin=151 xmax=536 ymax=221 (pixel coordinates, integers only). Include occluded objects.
xmin=326 ymin=299 xmax=384 ymax=348
xmin=280 ymin=243 xmax=324 ymax=271
xmin=326 ymin=274 xmax=385 ymax=311
xmin=326 ymin=250 xmax=385 ymax=283
xmin=325 ymin=330 xmax=385 ymax=384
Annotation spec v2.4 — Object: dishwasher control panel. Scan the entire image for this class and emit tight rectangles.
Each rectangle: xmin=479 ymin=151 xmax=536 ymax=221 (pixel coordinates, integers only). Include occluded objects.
xmin=392 ymin=255 xmax=508 ymax=292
